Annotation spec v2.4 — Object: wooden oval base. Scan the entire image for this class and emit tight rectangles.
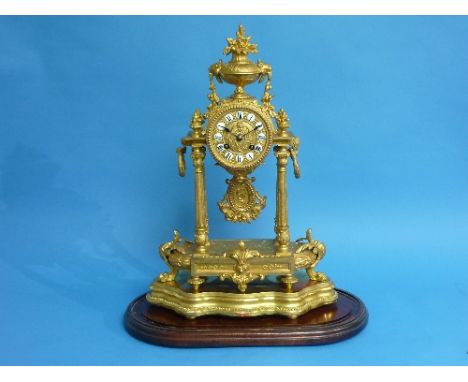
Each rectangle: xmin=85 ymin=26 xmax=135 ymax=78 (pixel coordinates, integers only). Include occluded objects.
xmin=124 ymin=289 xmax=368 ymax=347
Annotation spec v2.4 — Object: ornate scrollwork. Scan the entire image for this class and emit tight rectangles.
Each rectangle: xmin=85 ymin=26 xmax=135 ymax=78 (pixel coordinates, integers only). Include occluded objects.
xmin=218 ymin=175 xmax=266 ymax=223
xmin=220 ymin=241 xmax=264 ymax=292
xmin=158 ymin=230 xmax=192 ymax=283
xmin=209 ymin=60 xmax=224 ymax=83
xmin=258 ymin=60 xmax=274 ymax=114
xmin=257 ymin=60 xmax=272 ymax=83
xmin=294 ymin=228 xmax=328 ymax=282
xmin=208 ymin=63 xmax=222 ymax=110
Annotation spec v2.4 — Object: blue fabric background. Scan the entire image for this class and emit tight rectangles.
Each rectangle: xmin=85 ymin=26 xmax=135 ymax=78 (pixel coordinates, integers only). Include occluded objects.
xmin=0 ymin=16 xmax=467 ymax=365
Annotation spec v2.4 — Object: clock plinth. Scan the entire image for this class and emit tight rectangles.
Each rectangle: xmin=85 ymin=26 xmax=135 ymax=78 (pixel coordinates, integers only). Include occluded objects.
xmin=147 ymin=276 xmax=337 ymax=320
xmin=125 ymin=25 xmax=367 ymax=347
xmin=147 ymin=235 xmax=337 ymax=318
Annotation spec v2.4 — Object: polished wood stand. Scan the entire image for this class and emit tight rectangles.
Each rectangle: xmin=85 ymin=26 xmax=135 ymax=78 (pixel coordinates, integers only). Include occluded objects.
xmin=124 ymin=289 xmax=368 ymax=347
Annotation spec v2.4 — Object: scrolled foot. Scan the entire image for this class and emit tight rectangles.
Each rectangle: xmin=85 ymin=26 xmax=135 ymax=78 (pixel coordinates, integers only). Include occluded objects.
xmin=306 ymin=268 xmax=328 ymax=282
xmin=158 ymin=271 xmax=178 ymax=283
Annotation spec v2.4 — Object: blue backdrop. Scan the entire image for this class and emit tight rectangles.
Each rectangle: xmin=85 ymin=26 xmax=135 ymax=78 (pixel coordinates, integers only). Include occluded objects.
xmin=1 ymin=16 xmax=467 ymax=365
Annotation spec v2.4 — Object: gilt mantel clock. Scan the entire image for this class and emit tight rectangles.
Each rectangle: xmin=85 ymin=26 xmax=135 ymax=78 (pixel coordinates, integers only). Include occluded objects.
xmin=125 ymin=26 xmax=368 ymax=347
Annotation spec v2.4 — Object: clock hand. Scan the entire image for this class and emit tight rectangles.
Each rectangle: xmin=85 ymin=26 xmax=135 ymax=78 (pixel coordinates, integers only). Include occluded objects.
xmin=220 ymin=124 xmax=242 ymax=140
xmin=237 ymin=125 xmax=262 ymax=140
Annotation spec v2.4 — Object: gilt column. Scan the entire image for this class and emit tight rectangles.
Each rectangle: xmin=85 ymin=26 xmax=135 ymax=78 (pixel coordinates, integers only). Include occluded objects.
xmin=190 ymin=110 xmax=208 ymax=255
xmin=274 ymin=109 xmax=291 ymax=254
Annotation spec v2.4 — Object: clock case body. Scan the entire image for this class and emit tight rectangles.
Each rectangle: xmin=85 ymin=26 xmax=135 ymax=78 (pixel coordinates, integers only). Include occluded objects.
xmin=125 ymin=25 xmax=368 ymax=347
xmin=205 ymin=100 xmax=274 ymax=174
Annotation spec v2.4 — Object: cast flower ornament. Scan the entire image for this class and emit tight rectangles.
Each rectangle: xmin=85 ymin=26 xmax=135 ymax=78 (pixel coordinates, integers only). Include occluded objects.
xmin=223 ymin=25 xmax=258 ymax=57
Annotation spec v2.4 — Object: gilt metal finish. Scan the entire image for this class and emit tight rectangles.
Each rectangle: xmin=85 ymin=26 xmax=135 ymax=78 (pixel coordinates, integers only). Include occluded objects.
xmin=218 ymin=175 xmax=266 ymax=223
xmin=148 ymin=25 xmax=337 ymax=318
xmin=146 ymin=279 xmax=337 ymax=319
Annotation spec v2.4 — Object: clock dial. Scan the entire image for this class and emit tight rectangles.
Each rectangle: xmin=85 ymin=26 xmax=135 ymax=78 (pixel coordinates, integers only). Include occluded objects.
xmin=206 ymin=104 xmax=274 ymax=172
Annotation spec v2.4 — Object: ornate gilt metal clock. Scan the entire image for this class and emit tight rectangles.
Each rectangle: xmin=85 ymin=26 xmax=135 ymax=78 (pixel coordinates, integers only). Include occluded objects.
xmin=125 ymin=26 xmax=368 ymax=346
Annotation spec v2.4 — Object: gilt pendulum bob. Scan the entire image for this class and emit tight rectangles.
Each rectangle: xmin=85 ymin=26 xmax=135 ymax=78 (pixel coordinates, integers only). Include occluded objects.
xmin=125 ymin=26 xmax=368 ymax=347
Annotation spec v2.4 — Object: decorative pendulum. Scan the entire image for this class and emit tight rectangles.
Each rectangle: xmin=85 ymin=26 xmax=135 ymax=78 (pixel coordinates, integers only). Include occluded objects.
xmin=218 ymin=175 xmax=266 ymax=223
